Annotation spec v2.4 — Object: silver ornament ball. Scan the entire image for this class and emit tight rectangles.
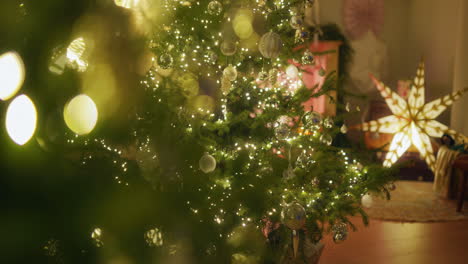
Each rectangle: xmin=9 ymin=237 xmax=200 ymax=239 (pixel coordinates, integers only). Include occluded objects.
xmin=207 ymin=1 xmax=223 ymax=16
xmin=158 ymin=53 xmax=173 ymax=69
xmin=199 ymin=153 xmax=217 ymax=173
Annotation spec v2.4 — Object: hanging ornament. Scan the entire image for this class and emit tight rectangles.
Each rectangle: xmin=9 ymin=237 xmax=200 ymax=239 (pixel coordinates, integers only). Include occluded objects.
xmin=311 ymin=177 xmax=319 ymax=187
xmin=258 ymin=71 xmax=268 ymax=81
xmin=281 ymin=202 xmax=306 ymax=230
xmin=320 ymin=134 xmax=333 ymax=146
xmin=386 ymin=182 xmax=396 ymax=191
xmin=301 ymin=50 xmax=315 ymax=65
xmin=305 ymin=0 xmax=315 ymax=8
xmin=361 ymin=193 xmax=373 ymax=208
xmin=221 ymin=41 xmax=237 ymax=56
xmin=303 ymin=111 xmax=322 ymax=129
xmin=282 ymin=164 xmax=296 ymax=180
xmin=48 ymin=47 xmax=68 ymax=75
xmin=91 ymin=228 xmax=104 ymax=247
xmin=207 ymin=1 xmax=223 ymax=16
xmin=275 ymin=124 xmax=290 ymax=140
xmin=286 ymin=64 xmax=299 ymax=78
xmin=345 ymin=102 xmax=351 ymax=112
xmin=221 ymin=76 xmax=232 ymax=95
xmin=323 ymin=117 xmax=333 ymax=129
xmin=290 ymin=15 xmax=304 ymax=29
xmin=258 ymin=32 xmax=283 ymax=59
xmin=332 ymin=222 xmax=348 ymax=244
xmin=175 ymin=72 xmax=199 ymax=98
xmin=199 ymin=153 xmax=217 ymax=173
xmin=145 ymin=228 xmax=164 ymax=247
xmin=157 ymin=53 xmax=173 ymax=69
xmin=205 ymin=50 xmax=218 ymax=65
xmin=268 ymin=68 xmax=278 ymax=84
xmin=318 ymin=67 xmax=326 ymax=77
xmin=223 ymin=65 xmax=237 ymax=81
xmin=295 ymin=152 xmax=307 ymax=169
xmin=340 ymin=124 xmax=348 ymax=134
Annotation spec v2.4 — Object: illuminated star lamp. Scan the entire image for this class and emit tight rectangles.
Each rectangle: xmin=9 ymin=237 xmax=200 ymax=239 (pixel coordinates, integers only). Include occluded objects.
xmin=358 ymin=61 xmax=468 ymax=171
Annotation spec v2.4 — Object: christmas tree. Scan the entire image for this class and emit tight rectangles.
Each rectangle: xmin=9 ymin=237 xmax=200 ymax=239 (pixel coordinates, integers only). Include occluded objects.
xmin=0 ymin=0 xmax=396 ymax=263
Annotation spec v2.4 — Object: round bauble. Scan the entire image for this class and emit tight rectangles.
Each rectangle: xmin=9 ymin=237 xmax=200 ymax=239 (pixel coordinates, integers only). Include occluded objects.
xmin=290 ymin=15 xmax=304 ymax=29
xmin=323 ymin=117 xmax=334 ymax=129
xmin=207 ymin=1 xmax=223 ymax=16
xmin=281 ymin=202 xmax=306 ymax=230
xmin=258 ymin=32 xmax=283 ymax=59
xmin=199 ymin=153 xmax=216 ymax=173
xmin=274 ymin=124 xmax=290 ymax=140
xmin=175 ymin=72 xmax=199 ymax=98
xmin=303 ymin=111 xmax=322 ymax=129
xmin=286 ymin=64 xmax=299 ymax=78
xmin=301 ymin=50 xmax=315 ymax=65
xmin=340 ymin=124 xmax=348 ymax=134
xmin=223 ymin=65 xmax=237 ymax=81
xmin=319 ymin=134 xmax=333 ymax=146
xmin=157 ymin=53 xmax=173 ymax=69
xmin=318 ymin=67 xmax=326 ymax=76
xmin=221 ymin=41 xmax=237 ymax=56
xmin=361 ymin=193 xmax=373 ymax=208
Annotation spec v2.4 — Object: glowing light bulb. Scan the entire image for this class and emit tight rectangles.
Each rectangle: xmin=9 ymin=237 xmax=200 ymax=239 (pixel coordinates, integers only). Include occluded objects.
xmin=64 ymin=94 xmax=98 ymax=135
xmin=0 ymin=52 xmax=25 ymax=101
xmin=6 ymin=95 xmax=37 ymax=145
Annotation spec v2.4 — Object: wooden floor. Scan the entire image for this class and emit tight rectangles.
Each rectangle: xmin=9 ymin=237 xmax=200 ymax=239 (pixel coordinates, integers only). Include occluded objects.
xmin=320 ymin=217 xmax=468 ymax=264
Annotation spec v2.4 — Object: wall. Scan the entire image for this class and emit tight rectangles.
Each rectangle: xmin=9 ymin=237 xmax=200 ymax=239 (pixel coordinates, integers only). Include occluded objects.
xmin=316 ymin=0 xmax=464 ymax=128
xmin=451 ymin=0 xmax=468 ymax=136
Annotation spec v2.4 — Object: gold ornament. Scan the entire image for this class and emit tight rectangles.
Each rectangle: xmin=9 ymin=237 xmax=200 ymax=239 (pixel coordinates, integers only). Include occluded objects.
xmin=358 ymin=61 xmax=468 ymax=171
xmin=258 ymin=32 xmax=283 ymax=59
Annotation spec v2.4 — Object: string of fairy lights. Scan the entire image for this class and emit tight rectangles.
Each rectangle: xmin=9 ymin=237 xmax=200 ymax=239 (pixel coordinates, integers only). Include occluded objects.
xmin=1 ymin=0 xmax=397 ymax=257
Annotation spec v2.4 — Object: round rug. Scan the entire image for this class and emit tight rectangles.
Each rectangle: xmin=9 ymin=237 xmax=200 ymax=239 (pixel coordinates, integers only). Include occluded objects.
xmin=364 ymin=181 xmax=468 ymax=222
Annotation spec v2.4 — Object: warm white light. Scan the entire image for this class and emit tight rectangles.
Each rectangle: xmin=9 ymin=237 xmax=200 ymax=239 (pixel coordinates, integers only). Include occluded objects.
xmin=360 ymin=61 xmax=468 ymax=171
xmin=64 ymin=94 xmax=98 ymax=135
xmin=6 ymin=94 xmax=37 ymax=145
xmin=0 ymin=52 xmax=25 ymax=101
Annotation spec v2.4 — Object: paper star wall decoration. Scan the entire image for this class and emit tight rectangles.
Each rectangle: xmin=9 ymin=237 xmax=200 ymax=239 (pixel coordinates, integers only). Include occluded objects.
xmin=359 ymin=61 xmax=467 ymax=171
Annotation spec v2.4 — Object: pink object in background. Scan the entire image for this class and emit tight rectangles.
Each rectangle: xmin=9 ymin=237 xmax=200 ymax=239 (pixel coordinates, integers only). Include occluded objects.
xmin=343 ymin=0 xmax=384 ymax=40
xmin=290 ymin=41 xmax=341 ymax=114
xmin=397 ymin=80 xmax=411 ymax=100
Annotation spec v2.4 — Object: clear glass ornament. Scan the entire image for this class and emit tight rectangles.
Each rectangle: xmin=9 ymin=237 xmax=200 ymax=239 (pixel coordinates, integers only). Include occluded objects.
xmin=199 ymin=153 xmax=216 ymax=173
xmin=221 ymin=41 xmax=237 ymax=56
xmin=345 ymin=102 xmax=351 ymax=112
xmin=323 ymin=117 xmax=334 ymax=129
xmin=290 ymin=15 xmax=303 ymax=29
xmin=295 ymin=152 xmax=308 ymax=169
xmin=282 ymin=164 xmax=296 ymax=180
xmin=268 ymin=68 xmax=278 ymax=84
xmin=318 ymin=67 xmax=326 ymax=76
xmin=332 ymin=222 xmax=347 ymax=243
xmin=301 ymin=50 xmax=315 ymax=65
xmin=258 ymin=71 xmax=268 ymax=81
xmin=304 ymin=111 xmax=322 ymax=129
xmin=275 ymin=124 xmax=290 ymax=140
xmin=91 ymin=228 xmax=103 ymax=247
xmin=207 ymin=1 xmax=223 ymax=16
xmin=320 ymin=134 xmax=333 ymax=146
xmin=223 ymin=65 xmax=237 ymax=81
xmin=205 ymin=50 xmax=218 ymax=65
xmin=281 ymin=202 xmax=306 ymax=230
xmin=145 ymin=228 xmax=164 ymax=247
xmin=158 ymin=53 xmax=173 ymax=69
xmin=340 ymin=124 xmax=348 ymax=134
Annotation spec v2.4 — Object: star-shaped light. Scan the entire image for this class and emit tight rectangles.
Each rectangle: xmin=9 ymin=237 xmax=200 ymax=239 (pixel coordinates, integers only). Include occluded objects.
xmin=360 ymin=61 xmax=467 ymax=171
